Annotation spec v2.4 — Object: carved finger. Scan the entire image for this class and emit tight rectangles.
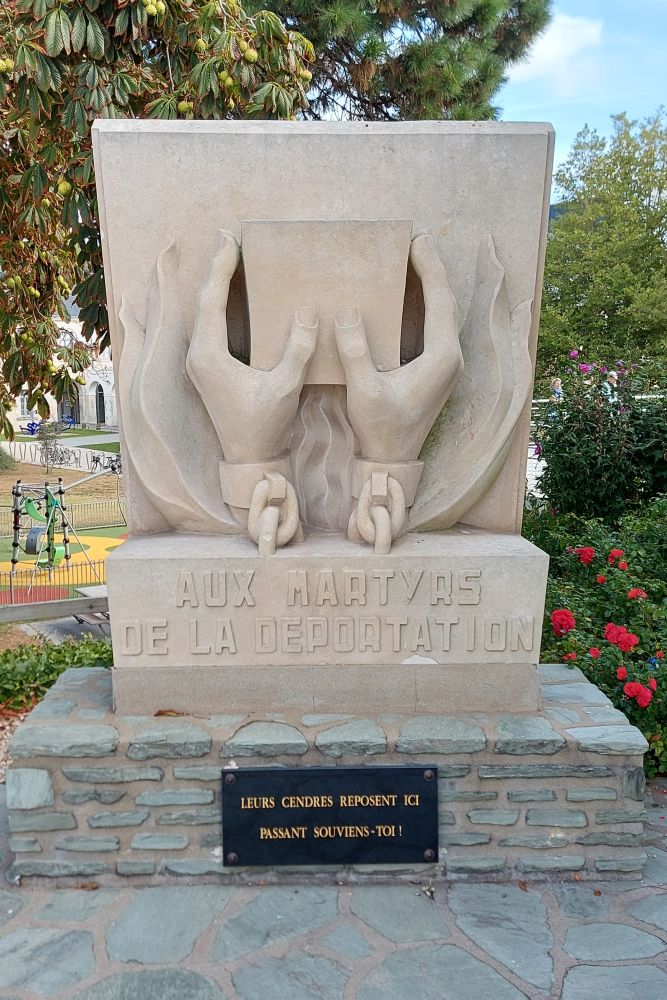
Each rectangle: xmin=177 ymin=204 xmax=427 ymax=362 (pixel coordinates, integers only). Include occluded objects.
xmin=190 ymin=229 xmax=240 ymax=354
xmin=335 ymin=308 xmax=381 ymax=394
xmin=410 ymin=234 xmax=459 ymax=365
xmin=271 ymin=307 xmax=318 ymax=399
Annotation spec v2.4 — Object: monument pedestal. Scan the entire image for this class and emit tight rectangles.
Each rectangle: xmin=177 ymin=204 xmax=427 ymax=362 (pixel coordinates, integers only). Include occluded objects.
xmin=7 ymin=665 xmax=648 ymax=883
xmin=107 ymin=529 xmax=548 ymax=716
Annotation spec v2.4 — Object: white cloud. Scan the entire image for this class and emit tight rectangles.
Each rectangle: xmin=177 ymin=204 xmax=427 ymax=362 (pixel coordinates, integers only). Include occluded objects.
xmin=507 ymin=13 xmax=603 ymax=97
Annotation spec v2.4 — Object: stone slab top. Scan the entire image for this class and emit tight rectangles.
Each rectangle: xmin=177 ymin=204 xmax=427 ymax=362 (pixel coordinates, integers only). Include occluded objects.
xmin=93 ymin=120 xmax=554 ymax=137
xmin=9 ymin=665 xmax=646 ymax=762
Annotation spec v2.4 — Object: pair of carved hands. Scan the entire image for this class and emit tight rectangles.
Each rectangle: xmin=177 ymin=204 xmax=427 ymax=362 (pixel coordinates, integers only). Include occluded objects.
xmin=187 ymin=229 xmax=462 ymax=468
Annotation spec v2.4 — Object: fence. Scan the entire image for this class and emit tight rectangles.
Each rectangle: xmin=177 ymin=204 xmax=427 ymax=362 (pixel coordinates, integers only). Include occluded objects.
xmin=0 ymin=558 xmax=106 ymax=606
xmin=2 ymin=439 xmax=119 ymax=474
xmin=0 ymin=498 xmax=126 ymax=537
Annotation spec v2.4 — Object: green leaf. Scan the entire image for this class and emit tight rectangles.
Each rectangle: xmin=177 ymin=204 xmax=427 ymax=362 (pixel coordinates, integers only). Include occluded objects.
xmin=85 ymin=14 xmax=105 ymax=60
xmin=44 ymin=9 xmax=72 ymax=57
xmin=71 ymin=10 xmax=87 ymax=52
xmin=114 ymin=8 xmax=129 ymax=36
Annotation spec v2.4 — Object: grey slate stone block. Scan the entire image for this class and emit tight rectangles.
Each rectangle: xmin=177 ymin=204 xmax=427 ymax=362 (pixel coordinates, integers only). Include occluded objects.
xmin=495 ymin=716 xmax=565 ymax=755
xmin=436 ymin=766 xmax=471 ymax=777
xmin=233 ymin=953 xmax=348 ymax=1000
xmin=63 ymin=789 xmax=126 ymax=805
xmin=173 ymin=766 xmax=221 ymax=781
xmin=479 ymin=764 xmax=613 ymax=779
xmin=630 ymin=896 xmax=667 ymax=932
xmin=5 ymin=769 xmax=54 ymax=810
xmin=565 ymin=725 xmax=648 ymax=755
xmin=441 ymin=833 xmax=491 ymax=846
xmin=55 ymin=836 xmax=120 ymax=852
xmin=561 ymin=965 xmax=667 ymax=1000
xmin=130 ymin=833 xmax=189 ymax=850
xmin=73 ymin=969 xmax=226 ymax=1000
xmin=156 ymin=807 xmax=219 ymax=825
xmin=518 ymin=854 xmax=586 ymax=872
xmin=63 ymin=766 xmax=163 ymax=782
xmin=349 ymin=886 xmax=449 ymax=943
xmin=8 ymin=860 xmax=107 ymax=877
xmin=440 ymin=790 xmax=497 ymax=801
xmin=507 ymin=789 xmax=557 ymax=801
xmin=117 ymin=860 xmax=156 ymax=875
xmin=566 ymin=787 xmax=617 ymax=801
xmin=9 ymin=811 xmax=76 ymax=833
xmin=315 ymin=720 xmax=386 ymax=756
xmin=38 ymin=890 xmax=118 ymax=922
xmin=0 ymin=928 xmax=94 ymax=994
xmin=222 ymin=721 xmax=307 ymax=757
xmin=596 ymin=809 xmax=647 ymax=824
xmin=29 ymin=698 xmax=76 ymax=719
xmin=539 ymin=663 xmax=586 ymax=682
xmin=499 ymin=834 xmax=569 ymax=849
xmin=624 ymin=767 xmax=646 ymax=801
xmin=8 ymin=836 xmax=41 ymax=853
xmin=446 ymin=856 xmax=506 ymax=872
xmin=527 ymin=808 xmax=587 ymax=827
xmin=135 ymin=789 xmax=214 ymax=806
xmin=127 ymin=723 xmax=212 ymax=759
xmin=564 ymin=922 xmax=665 ymax=960
xmin=577 ymin=832 xmax=643 ymax=846
xmin=11 ymin=724 xmax=118 ymax=757
xmin=163 ymin=860 xmax=224 ymax=875
xmin=468 ymin=809 xmax=519 ymax=825
xmin=396 ymin=716 xmax=485 ymax=754
xmin=595 ymin=854 xmax=647 ymax=871
xmin=542 ymin=683 xmax=612 ymax=705
xmin=88 ymin=810 xmax=149 ymax=828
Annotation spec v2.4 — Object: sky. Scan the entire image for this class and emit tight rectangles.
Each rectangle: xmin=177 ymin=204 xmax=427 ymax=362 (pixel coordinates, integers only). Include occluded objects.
xmin=499 ymin=0 xmax=666 ymax=180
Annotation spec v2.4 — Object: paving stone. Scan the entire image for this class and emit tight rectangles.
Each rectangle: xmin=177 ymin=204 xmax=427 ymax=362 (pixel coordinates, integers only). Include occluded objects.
xmin=526 ymin=808 xmax=587 ymax=827
xmin=9 ymin=811 xmax=76 ymax=833
xmin=127 ymin=723 xmax=212 ymax=759
xmin=507 ymin=789 xmax=556 ymax=802
xmin=519 ymin=855 xmax=586 ymax=872
xmin=577 ymin=832 xmax=643 ymax=846
xmin=315 ymin=719 xmax=386 ymax=756
xmin=323 ymin=924 xmax=374 ymax=959
xmin=552 ymin=885 xmax=610 ymax=918
xmin=135 ymin=789 xmax=214 ymax=805
xmin=63 ymin=789 xmax=127 ymax=805
xmin=63 ymin=766 xmax=164 ymax=782
xmin=630 ymin=895 xmax=667 ymax=932
xmin=495 ymin=716 xmax=565 ymax=755
xmin=222 ymin=722 xmax=308 ymax=757
xmin=542 ymin=683 xmax=612 ymax=705
xmin=117 ymin=860 xmax=156 ymax=875
xmin=0 ymin=928 xmax=94 ymax=995
xmin=468 ymin=809 xmax=519 ymax=825
xmin=233 ymin=953 xmax=348 ymax=1000
xmin=583 ymin=706 xmax=629 ymax=723
xmin=55 ymin=835 xmax=120 ymax=852
xmin=446 ymin=856 xmax=506 ymax=873
xmin=499 ymin=834 xmax=569 ymax=848
xmin=75 ymin=970 xmax=227 ymax=999
xmin=211 ymin=887 xmax=337 ymax=960
xmin=130 ymin=833 xmax=189 ymax=850
xmin=156 ymin=807 xmax=219 ymax=825
xmin=8 ymin=860 xmax=107 ymax=878
xmin=9 ymin=836 xmax=41 ymax=852
xmin=30 ymin=698 xmax=77 ymax=719
xmin=479 ymin=764 xmax=613 ymax=779
xmin=207 ymin=715 xmax=246 ymax=729
xmin=564 ymin=921 xmax=665 ymax=960
xmin=396 ymin=717 xmax=485 ymax=754
xmin=596 ymin=809 xmax=647 ymax=824
xmin=441 ymin=833 xmax=491 ymax=846
xmin=11 ymin=724 xmax=118 ymax=757
xmin=595 ymin=855 xmax=647 ymax=872
xmin=6 ymin=769 xmax=54 ymax=809
xmin=301 ymin=714 xmax=354 ymax=727
xmin=449 ymin=884 xmax=552 ymax=989
xmin=0 ymin=890 xmax=23 ymax=928
xmin=539 ymin=663 xmax=586 ymax=683
xmin=357 ymin=944 xmax=529 ymax=1000
xmin=545 ymin=707 xmax=580 ymax=724
xmin=561 ymin=965 xmax=667 ymax=1000
xmin=38 ymin=890 xmax=118 ymax=921
xmin=107 ymin=886 xmax=232 ymax=963
xmin=566 ymin=787 xmax=617 ymax=801
xmin=565 ymin=725 xmax=648 ymax=755
xmin=644 ymin=847 xmax=667 ymax=884
xmin=173 ymin=766 xmax=221 ymax=781
xmin=164 ymin=860 xmax=224 ymax=875
xmin=624 ymin=767 xmax=646 ymax=801
xmin=350 ymin=886 xmax=449 ymax=942
xmin=88 ymin=810 xmax=149 ymax=828
xmin=440 ymin=790 xmax=497 ymax=801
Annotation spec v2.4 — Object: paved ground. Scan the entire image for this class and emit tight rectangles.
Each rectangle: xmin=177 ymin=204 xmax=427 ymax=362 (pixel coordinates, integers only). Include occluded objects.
xmin=0 ymin=780 xmax=665 ymax=999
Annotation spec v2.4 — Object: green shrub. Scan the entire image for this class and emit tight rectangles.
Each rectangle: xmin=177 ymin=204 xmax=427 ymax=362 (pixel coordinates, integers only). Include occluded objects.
xmin=0 ymin=446 xmax=16 ymax=471
xmin=0 ymin=636 xmax=112 ymax=710
xmin=535 ymin=357 xmax=667 ymax=523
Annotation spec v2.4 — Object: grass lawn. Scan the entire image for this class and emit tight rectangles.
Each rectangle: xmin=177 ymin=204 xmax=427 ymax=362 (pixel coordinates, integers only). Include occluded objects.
xmin=81 ymin=442 xmax=120 ymax=454
xmin=0 ymin=463 xmax=124 ymax=506
xmin=8 ymin=428 xmax=116 ymax=441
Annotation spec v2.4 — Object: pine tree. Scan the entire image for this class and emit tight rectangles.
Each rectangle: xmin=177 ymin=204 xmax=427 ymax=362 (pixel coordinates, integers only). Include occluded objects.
xmin=248 ymin=0 xmax=552 ymax=120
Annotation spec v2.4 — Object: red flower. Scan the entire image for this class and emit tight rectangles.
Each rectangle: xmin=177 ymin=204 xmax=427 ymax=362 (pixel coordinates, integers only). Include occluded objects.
xmin=627 ymin=588 xmax=647 ymax=600
xmin=656 ymin=651 xmax=664 ymax=659
xmin=609 ymin=548 xmax=624 ymax=561
xmin=636 ymin=687 xmax=652 ymax=709
xmin=617 ymin=631 xmax=639 ymax=653
xmin=563 ymin=652 xmax=578 ymax=662
xmin=596 ymin=574 xmax=606 ymax=584
xmin=551 ymin=609 xmax=576 ymax=636
xmin=623 ymin=681 xmax=642 ymax=698
xmin=648 ymin=678 xmax=657 ymax=692
xmin=604 ymin=623 xmax=623 ymax=643
xmin=616 ymin=666 xmax=628 ymax=680
xmin=618 ymin=561 xmax=629 ymax=570
xmin=575 ymin=546 xmax=595 ymax=565
xmin=588 ymin=647 xmax=601 ymax=659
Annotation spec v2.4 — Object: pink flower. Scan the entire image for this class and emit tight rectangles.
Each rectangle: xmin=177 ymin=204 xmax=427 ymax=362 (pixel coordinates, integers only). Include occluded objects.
xmin=563 ymin=652 xmax=578 ymax=662
xmin=575 ymin=546 xmax=595 ymax=565
xmin=648 ymin=678 xmax=657 ymax=692
xmin=616 ymin=666 xmax=628 ymax=680
xmin=551 ymin=609 xmax=576 ymax=636
xmin=636 ymin=687 xmax=652 ymax=709
xmin=578 ymin=363 xmax=593 ymax=374
xmin=627 ymin=588 xmax=647 ymax=600
xmin=618 ymin=561 xmax=629 ymax=571
xmin=624 ymin=681 xmax=642 ymax=698
xmin=588 ymin=647 xmax=601 ymax=659
xmin=569 ymin=350 xmax=579 ymax=358
xmin=596 ymin=575 xmax=606 ymax=584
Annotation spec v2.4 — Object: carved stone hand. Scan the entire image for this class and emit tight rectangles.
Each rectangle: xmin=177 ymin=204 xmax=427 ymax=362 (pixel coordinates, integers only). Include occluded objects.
xmin=335 ymin=234 xmax=462 ymax=463
xmin=187 ymin=230 xmax=318 ymax=464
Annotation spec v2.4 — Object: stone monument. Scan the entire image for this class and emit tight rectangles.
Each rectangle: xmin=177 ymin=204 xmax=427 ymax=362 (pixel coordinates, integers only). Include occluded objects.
xmin=6 ymin=123 xmax=648 ymax=882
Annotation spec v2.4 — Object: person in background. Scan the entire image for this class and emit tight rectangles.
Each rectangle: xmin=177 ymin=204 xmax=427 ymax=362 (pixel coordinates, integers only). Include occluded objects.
xmin=549 ymin=377 xmax=563 ymax=403
xmin=601 ymin=370 xmax=619 ymax=403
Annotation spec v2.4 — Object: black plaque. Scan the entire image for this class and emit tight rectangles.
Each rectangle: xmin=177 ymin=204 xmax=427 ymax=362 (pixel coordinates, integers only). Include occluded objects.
xmin=221 ymin=765 xmax=438 ymax=866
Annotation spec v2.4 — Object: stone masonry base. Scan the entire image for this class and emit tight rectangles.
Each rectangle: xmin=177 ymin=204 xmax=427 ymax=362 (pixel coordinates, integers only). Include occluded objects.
xmin=6 ymin=665 xmax=648 ymax=884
